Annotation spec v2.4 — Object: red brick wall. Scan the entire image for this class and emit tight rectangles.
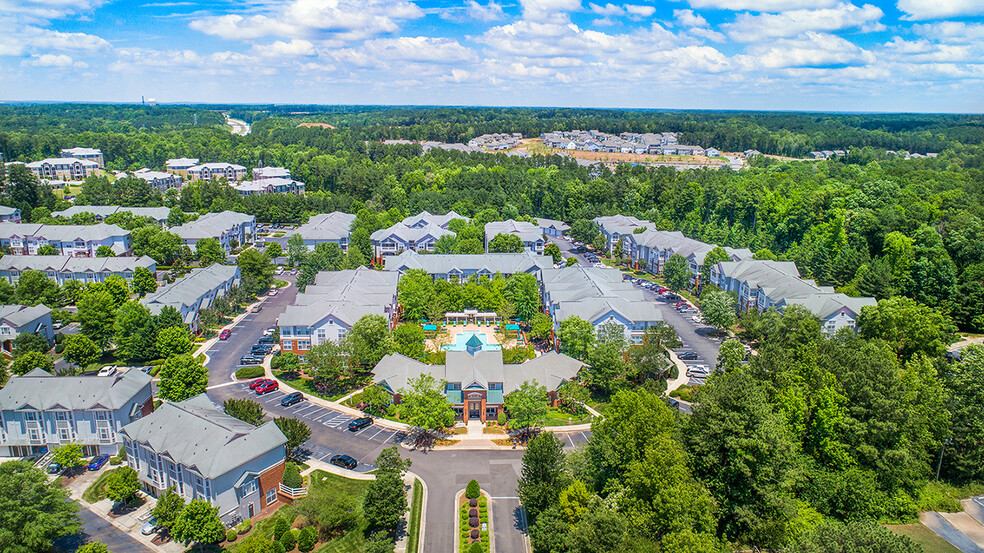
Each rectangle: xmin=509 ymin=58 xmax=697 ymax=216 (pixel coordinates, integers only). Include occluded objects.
xmin=140 ymin=396 xmax=155 ymax=416
xmin=259 ymin=459 xmax=286 ymax=509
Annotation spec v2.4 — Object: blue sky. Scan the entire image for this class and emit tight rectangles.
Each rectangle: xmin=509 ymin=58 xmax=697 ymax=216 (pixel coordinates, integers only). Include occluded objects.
xmin=1 ymin=0 xmax=982 ymax=112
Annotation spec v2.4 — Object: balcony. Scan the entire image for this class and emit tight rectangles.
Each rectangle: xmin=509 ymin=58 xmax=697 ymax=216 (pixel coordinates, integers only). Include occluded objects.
xmin=278 ymin=482 xmax=308 ymax=499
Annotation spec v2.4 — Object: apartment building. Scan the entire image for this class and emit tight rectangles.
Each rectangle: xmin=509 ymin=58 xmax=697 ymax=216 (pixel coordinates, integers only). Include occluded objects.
xmin=401 ymin=210 xmax=469 ymax=229
xmin=484 ymin=220 xmax=545 ymax=254
xmin=141 ymin=264 xmax=240 ymax=331
xmin=60 ymin=147 xmax=104 ymax=168
xmin=0 ymin=304 xmax=54 ymax=353
xmin=185 ymin=163 xmax=248 ymax=182
xmin=52 ymin=205 xmax=171 ymax=224
xmin=0 ymin=206 xmax=21 ymax=223
xmin=593 ymin=215 xmax=651 ymax=252
xmin=370 ymin=222 xmax=454 ymax=259
xmin=173 ymin=211 xmax=256 ymax=252
xmin=165 ymin=158 xmax=199 ymax=177
xmin=383 ymin=251 xmax=552 ymax=280
xmin=0 ymin=255 xmax=156 ymax=286
xmin=291 ymin=212 xmax=356 ymax=251
xmin=26 ymin=158 xmax=99 ymax=181
xmin=0 ymin=223 xmax=130 ymax=256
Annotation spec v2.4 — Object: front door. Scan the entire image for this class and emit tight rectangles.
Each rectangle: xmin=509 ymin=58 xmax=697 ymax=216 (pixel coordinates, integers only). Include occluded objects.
xmin=248 ymin=503 xmax=254 ymax=517
xmin=468 ymin=401 xmax=481 ymax=420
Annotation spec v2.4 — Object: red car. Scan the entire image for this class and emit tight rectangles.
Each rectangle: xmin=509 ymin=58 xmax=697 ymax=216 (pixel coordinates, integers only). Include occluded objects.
xmin=219 ymin=329 xmax=231 ymax=340
xmin=249 ymin=378 xmax=271 ymax=390
xmin=255 ymin=380 xmax=279 ymax=395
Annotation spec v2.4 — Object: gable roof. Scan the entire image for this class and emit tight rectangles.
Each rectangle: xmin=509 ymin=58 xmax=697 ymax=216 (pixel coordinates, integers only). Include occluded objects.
xmin=173 ymin=211 xmax=254 ymax=242
xmin=279 ymin=267 xmax=397 ymax=327
xmin=121 ymin=394 xmax=286 ymax=480
xmin=535 ymin=218 xmax=570 ymax=232
xmin=382 ymin=251 xmax=552 ymax=276
xmin=401 ymin=210 xmax=469 ymax=228
xmin=370 ymin=222 xmax=454 ymax=243
xmin=141 ymin=264 xmax=239 ymax=314
xmin=484 ymin=220 xmax=543 ymax=243
xmin=0 ymin=368 xmax=151 ymax=411
xmin=0 ymin=304 xmax=52 ymax=328
xmin=0 ymin=255 xmax=155 ymax=275
xmin=292 ymin=211 xmax=356 ymax=241
xmin=593 ymin=214 xmax=650 ymax=235
xmin=51 ymin=205 xmax=171 ymax=222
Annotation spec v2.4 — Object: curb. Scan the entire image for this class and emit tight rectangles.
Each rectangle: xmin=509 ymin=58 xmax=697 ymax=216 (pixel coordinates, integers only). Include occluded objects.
xmin=454 ymin=488 xmax=495 ymax=553
xmin=406 ymin=472 xmax=427 ymax=553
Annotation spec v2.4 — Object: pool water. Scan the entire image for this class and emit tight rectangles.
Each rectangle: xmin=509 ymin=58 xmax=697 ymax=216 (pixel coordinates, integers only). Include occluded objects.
xmin=441 ymin=332 xmax=502 ymax=351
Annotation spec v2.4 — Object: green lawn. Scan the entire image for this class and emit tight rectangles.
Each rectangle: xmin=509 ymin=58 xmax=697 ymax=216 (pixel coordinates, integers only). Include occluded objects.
xmin=273 ymin=279 xmax=289 ymax=288
xmin=885 ymin=524 xmax=962 ymax=553
xmin=81 ymin=468 xmax=117 ymax=503
xmin=406 ymin=479 xmax=423 ymax=553
xmin=311 ymin=471 xmax=372 ymax=553
xmin=543 ymin=407 xmax=592 ymax=426
xmin=272 ymin=372 xmax=349 ymax=402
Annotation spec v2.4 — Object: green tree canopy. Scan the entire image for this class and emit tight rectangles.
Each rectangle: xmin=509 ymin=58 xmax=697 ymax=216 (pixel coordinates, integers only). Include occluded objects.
xmin=157 ymin=354 xmax=208 ymax=402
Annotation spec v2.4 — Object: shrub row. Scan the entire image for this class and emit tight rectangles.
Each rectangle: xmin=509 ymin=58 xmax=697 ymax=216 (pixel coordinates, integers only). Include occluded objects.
xmin=236 ymin=366 xmax=265 ymax=379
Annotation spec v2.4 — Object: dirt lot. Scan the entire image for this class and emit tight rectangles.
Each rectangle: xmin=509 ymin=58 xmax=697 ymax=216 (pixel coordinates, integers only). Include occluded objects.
xmin=517 ymin=138 xmax=732 ymax=168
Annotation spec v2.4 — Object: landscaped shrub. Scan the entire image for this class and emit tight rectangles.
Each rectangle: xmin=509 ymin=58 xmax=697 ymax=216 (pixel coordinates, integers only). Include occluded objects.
xmin=297 ymin=526 xmax=317 ymax=552
xmin=669 ymin=364 xmax=679 ymax=379
xmin=469 ymin=498 xmax=477 ymax=508
xmin=272 ymin=542 xmax=286 ymax=553
xmin=273 ymin=517 xmax=290 ymax=541
xmin=918 ymin=481 xmax=963 ymax=513
xmin=469 ymin=508 xmax=478 ymax=517
xmin=236 ymin=519 xmax=252 ymax=534
xmin=469 ymin=517 xmax=479 ymax=528
xmin=279 ymin=528 xmax=296 ymax=551
xmin=283 ymin=462 xmax=303 ymax=488
xmin=236 ymin=366 xmax=265 ymax=379
xmin=497 ymin=411 xmax=507 ymax=425
xmin=469 ymin=537 xmax=482 ymax=550
xmin=466 ymin=479 xmax=480 ymax=499
xmin=226 ymin=529 xmax=237 ymax=542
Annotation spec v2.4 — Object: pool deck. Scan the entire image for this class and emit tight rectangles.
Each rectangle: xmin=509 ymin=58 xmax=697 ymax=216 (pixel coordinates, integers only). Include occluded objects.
xmin=425 ymin=323 xmax=518 ymax=352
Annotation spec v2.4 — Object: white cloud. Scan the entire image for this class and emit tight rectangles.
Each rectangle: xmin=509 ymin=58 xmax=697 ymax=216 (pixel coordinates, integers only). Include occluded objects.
xmin=252 ymin=39 xmax=316 ymax=58
xmin=465 ymin=0 xmax=506 ymax=22
xmin=674 ymin=9 xmax=708 ymax=27
xmin=913 ymin=22 xmax=984 ymax=42
xmin=589 ymin=3 xmax=624 ymax=15
xmin=22 ymin=26 xmax=111 ymax=52
xmin=110 ymin=47 xmax=262 ymax=75
xmin=625 ymin=4 xmax=656 ymax=17
xmin=724 ymin=3 xmax=884 ymax=42
xmin=897 ymin=0 xmax=984 ymax=20
xmin=0 ymin=0 xmax=108 ymax=24
xmin=520 ymin=0 xmax=582 ymax=23
xmin=25 ymin=53 xmax=82 ymax=67
xmin=736 ymin=32 xmax=874 ymax=68
xmin=689 ymin=27 xmax=727 ymax=41
xmin=361 ymin=36 xmax=476 ymax=62
xmin=881 ymin=37 xmax=977 ymax=62
xmin=683 ymin=0 xmax=840 ymax=10
xmin=189 ymin=0 xmax=425 ymax=42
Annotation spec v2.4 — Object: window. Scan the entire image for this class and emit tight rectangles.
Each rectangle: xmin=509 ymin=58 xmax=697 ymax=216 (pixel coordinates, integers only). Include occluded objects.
xmin=316 ymin=330 xmax=326 ymax=341
xmin=281 ymin=327 xmax=292 ymax=336
xmin=488 ymin=383 xmax=502 ymax=391
xmin=242 ymin=478 xmax=258 ymax=496
xmin=447 ymin=382 xmax=461 ymax=391
xmin=297 ymin=340 xmax=311 ymax=350
xmin=266 ymin=488 xmax=277 ymax=505
xmin=282 ymin=340 xmax=293 ymax=349
xmin=194 ymin=475 xmax=211 ymax=500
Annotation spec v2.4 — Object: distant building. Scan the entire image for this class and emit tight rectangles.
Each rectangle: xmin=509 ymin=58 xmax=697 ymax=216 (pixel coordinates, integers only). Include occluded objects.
xmin=165 ymin=158 xmax=199 ymax=177
xmin=0 ymin=206 xmax=21 ymax=223
xmin=252 ymin=167 xmax=292 ymax=181
xmin=278 ymin=268 xmax=398 ymax=356
xmin=401 ymin=210 xmax=469 ymax=229
xmin=60 ymin=147 xmax=104 ymax=168
xmin=0 ymin=255 xmax=156 ymax=286
xmin=173 ymin=211 xmax=256 ymax=252
xmin=535 ymin=217 xmax=570 ymax=237
xmin=383 ymin=251 xmax=553 ymax=280
xmin=484 ymin=220 xmax=544 ymax=254
xmin=141 ymin=264 xmax=240 ymax=331
xmin=0 ymin=223 xmax=130 ymax=256
xmin=185 ymin=163 xmax=247 ymax=182
xmin=233 ymin=178 xmax=305 ymax=197
xmin=26 ymin=158 xmax=99 ymax=181
xmin=0 ymin=304 xmax=54 ymax=353
xmin=370 ymin=222 xmax=454 ymax=259
xmin=121 ymin=394 xmax=287 ymax=524
xmin=290 ymin=212 xmax=356 ymax=251
xmin=0 ymin=368 xmax=154 ymax=458
xmin=593 ymin=215 xmax=651 ymax=252
xmin=52 ymin=205 xmax=171 ymax=224
xmin=123 ymin=169 xmax=184 ymax=192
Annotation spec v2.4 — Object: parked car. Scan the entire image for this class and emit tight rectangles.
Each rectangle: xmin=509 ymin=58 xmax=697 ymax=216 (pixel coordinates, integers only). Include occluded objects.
xmin=258 ymin=336 xmax=275 ymax=344
xmin=249 ymin=378 xmax=272 ymax=390
xmin=255 ymin=380 xmax=279 ymax=395
xmin=276 ymin=266 xmax=284 ymax=275
xmin=239 ymin=356 xmax=263 ymax=365
xmin=251 ymin=305 xmax=262 ymax=313
xmin=263 ymin=327 xmax=276 ymax=336
xmin=329 ymin=454 xmax=358 ymax=470
xmin=686 ymin=365 xmax=710 ymax=377
xmin=141 ymin=517 xmax=158 ymax=536
xmin=52 ymin=322 xmax=63 ymax=330
xmin=268 ymin=289 xmax=278 ymax=297
xmin=87 ymin=454 xmax=110 ymax=471
xmin=280 ymin=392 xmax=303 ymax=407
xmin=97 ymin=366 xmax=117 ymax=377
xmin=678 ymin=351 xmax=700 ymax=360
xmin=348 ymin=417 xmax=373 ymax=432
xmin=219 ymin=329 xmax=231 ymax=340
xmin=291 ymin=269 xmax=299 ymax=275
xmin=46 ymin=462 xmax=62 ymax=474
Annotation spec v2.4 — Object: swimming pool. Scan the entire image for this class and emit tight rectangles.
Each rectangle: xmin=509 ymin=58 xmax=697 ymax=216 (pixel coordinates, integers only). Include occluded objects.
xmin=441 ymin=332 xmax=502 ymax=351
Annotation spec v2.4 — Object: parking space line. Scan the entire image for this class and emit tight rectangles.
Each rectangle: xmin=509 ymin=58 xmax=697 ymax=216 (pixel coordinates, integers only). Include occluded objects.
xmin=367 ymin=428 xmax=386 ymax=441
xmin=326 ymin=418 xmax=352 ymax=428
xmin=579 ymin=432 xmax=589 ymax=442
xmin=565 ymin=433 xmax=574 ymax=447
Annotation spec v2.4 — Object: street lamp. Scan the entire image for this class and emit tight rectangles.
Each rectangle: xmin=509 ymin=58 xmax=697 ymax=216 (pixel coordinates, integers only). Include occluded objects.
xmin=936 ymin=437 xmax=953 ymax=481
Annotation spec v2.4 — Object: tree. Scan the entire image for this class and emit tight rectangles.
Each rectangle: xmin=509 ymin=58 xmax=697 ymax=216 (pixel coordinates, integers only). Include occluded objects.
xmin=857 ymin=296 xmax=955 ymax=361
xmin=103 ymin=275 xmax=130 ymax=307
xmin=503 ymin=272 xmax=540 ymax=321
xmin=345 ymin=314 xmax=393 ymax=367
xmin=716 ymin=339 xmax=746 ymax=373
xmin=113 ymin=300 xmax=157 ymax=362
xmin=95 ymin=245 xmax=115 ymax=257
xmin=529 ymin=312 xmax=553 ymax=341
xmin=167 ymin=206 xmax=186 ymax=227
xmin=399 ymin=373 xmax=455 ymax=433
xmin=700 ymin=288 xmax=737 ymax=333
xmin=364 ymin=468 xmax=406 ymax=533
xmin=171 ymin=498 xmax=225 ymax=552
xmin=195 ymin=238 xmax=225 ymax=266
xmin=52 ymin=443 xmax=85 ymax=470
xmin=663 ymin=254 xmax=690 ymax=291
xmin=0 ymin=461 xmax=81 ymax=553
xmin=518 ymin=432 xmax=569 ymax=521
xmin=157 ymin=354 xmax=208 ymax=402
xmin=360 ymin=384 xmax=392 ymax=416
xmin=504 ymin=380 xmax=549 ymax=431
xmin=489 ymin=233 xmax=524 ymax=253
xmin=156 ymin=325 xmax=193 ymax=358
xmin=10 ymin=351 xmax=53 ymax=376
xmin=13 ymin=332 xmax=50 ymax=356
xmin=570 ymin=219 xmax=598 ymax=244
xmin=396 ymin=269 xmax=435 ymax=322
xmin=224 ymin=398 xmax=265 ymax=426
xmin=131 ymin=266 xmax=158 ymax=297
xmin=153 ymin=486 xmax=186 ymax=533
xmin=309 ymin=340 xmax=352 ymax=395
xmin=699 ymin=246 xmax=731 ymax=292
xmin=629 ymin=322 xmax=681 ymax=382
xmin=375 ymin=446 xmax=412 ymax=475
xmin=363 ymin=532 xmax=396 ymax=553
xmin=942 ymin=345 xmax=984 ymax=483
xmin=789 ymin=520 xmax=921 ymax=553
xmin=105 ymin=466 xmax=140 ymax=505
xmin=156 ymin=305 xmax=183 ymax=330
xmin=238 ymin=248 xmax=274 ymax=295
xmin=36 ymin=244 xmax=57 ymax=255
xmin=77 ymin=289 xmax=115 ymax=349
xmin=287 ymin=233 xmax=307 ymax=266
xmin=76 ymin=543 xmax=110 ymax=553
xmin=559 ymin=316 xmax=594 ymax=360
xmin=14 ymin=270 xmax=60 ymax=306
xmin=275 ymin=417 xmax=312 ymax=457
xmin=297 ymin=526 xmax=317 ymax=552
xmin=544 ymin=242 xmax=562 ymax=264
xmin=392 ymin=323 xmax=425 ymax=360
xmin=266 ymin=241 xmax=283 ymax=260
xmin=591 ymin=232 xmax=607 ymax=252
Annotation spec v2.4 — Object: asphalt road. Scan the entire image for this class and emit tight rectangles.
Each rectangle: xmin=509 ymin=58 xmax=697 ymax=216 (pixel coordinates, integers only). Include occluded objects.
xmin=55 ymin=507 xmax=153 ymax=553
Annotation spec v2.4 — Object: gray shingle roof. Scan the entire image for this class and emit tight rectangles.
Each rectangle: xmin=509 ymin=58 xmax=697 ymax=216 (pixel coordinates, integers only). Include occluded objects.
xmin=292 ymin=212 xmax=356 ymax=241
xmin=593 ymin=215 xmax=651 ymax=236
xmin=0 ymin=223 xmax=129 ymax=243
xmin=0 ymin=206 xmax=19 ymax=217
xmin=0 ymin=368 xmax=151 ymax=411
xmin=280 ymin=267 xmax=397 ymax=326
xmin=52 ymin=206 xmax=171 ymax=222
xmin=141 ymin=264 xmax=239 ymax=314
xmin=535 ymin=218 xmax=570 ymax=232
xmin=370 ymin=222 xmax=454 ymax=243
xmin=0 ymin=255 xmax=155 ymax=274
xmin=382 ymin=251 xmax=552 ymax=275
xmin=0 ymin=304 xmax=51 ymax=328
xmin=173 ymin=211 xmax=254 ymax=242
xmin=484 ymin=220 xmax=542 ymax=243
xmin=401 ymin=210 xmax=469 ymax=228
xmin=121 ymin=394 xmax=286 ymax=480
xmin=784 ymin=293 xmax=877 ymax=319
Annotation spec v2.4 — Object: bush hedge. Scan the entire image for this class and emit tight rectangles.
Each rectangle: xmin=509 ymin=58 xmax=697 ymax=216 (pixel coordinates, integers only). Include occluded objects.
xmin=273 ymin=517 xmax=289 ymax=541
xmin=297 ymin=526 xmax=317 ymax=552
xmin=469 ymin=542 xmax=484 ymax=553
xmin=466 ymin=479 xmax=480 ymax=499
xmin=226 ymin=529 xmax=237 ymax=543
xmin=283 ymin=462 xmax=303 ymax=488
xmin=236 ymin=519 xmax=252 ymax=534
xmin=236 ymin=366 xmax=265 ymax=379
xmin=669 ymin=364 xmax=679 ymax=379
xmin=279 ymin=528 xmax=296 ymax=551
xmin=272 ymin=542 xmax=286 ymax=553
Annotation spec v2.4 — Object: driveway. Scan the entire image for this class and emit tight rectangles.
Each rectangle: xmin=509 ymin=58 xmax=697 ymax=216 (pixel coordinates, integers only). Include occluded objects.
xmin=55 ymin=507 xmax=153 ymax=553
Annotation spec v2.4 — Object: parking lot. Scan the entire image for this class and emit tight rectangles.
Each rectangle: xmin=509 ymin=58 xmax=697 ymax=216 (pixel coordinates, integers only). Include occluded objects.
xmin=236 ymin=382 xmax=405 ymax=472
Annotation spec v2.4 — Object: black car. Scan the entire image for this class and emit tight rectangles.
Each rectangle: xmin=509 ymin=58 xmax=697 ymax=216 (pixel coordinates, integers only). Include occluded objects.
xmin=330 ymin=454 xmax=358 ymax=470
xmin=239 ymin=356 xmax=263 ymax=365
xmin=280 ymin=392 xmax=303 ymax=407
xmin=251 ymin=345 xmax=273 ymax=354
xmin=678 ymin=351 xmax=700 ymax=360
xmin=258 ymin=336 xmax=274 ymax=344
xmin=348 ymin=417 xmax=373 ymax=432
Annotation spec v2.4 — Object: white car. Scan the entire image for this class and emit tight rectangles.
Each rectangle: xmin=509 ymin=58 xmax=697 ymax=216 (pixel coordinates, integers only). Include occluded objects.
xmin=276 ymin=266 xmax=284 ymax=275
xmin=268 ymin=289 xmax=278 ymax=297
xmin=98 ymin=366 xmax=117 ymax=377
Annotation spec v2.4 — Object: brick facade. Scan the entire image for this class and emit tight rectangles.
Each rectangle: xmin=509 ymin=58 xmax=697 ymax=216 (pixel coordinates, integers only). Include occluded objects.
xmin=259 ymin=460 xmax=286 ymax=509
